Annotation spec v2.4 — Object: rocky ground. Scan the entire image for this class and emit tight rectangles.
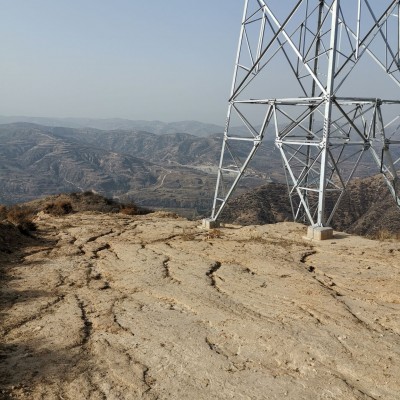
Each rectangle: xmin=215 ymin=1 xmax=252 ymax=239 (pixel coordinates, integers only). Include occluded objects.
xmin=0 ymin=211 xmax=399 ymax=399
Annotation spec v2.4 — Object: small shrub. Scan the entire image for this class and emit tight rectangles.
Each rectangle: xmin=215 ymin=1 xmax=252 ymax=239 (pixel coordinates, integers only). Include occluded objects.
xmin=18 ymin=220 xmax=37 ymax=235
xmin=0 ymin=205 xmax=7 ymax=220
xmin=105 ymin=197 xmax=116 ymax=206
xmin=206 ymin=229 xmax=223 ymax=240
xmin=374 ymin=229 xmax=400 ymax=241
xmin=181 ymin=228 xmax=196 ymax=241
xmin=119 ymin=203 xmax=152 ymax=216
xmin=44 ymin=200 xmax=73 ymax=216
xmin=6 ymin=206 xmax=37 ymax=235
xmin=249 ymin=233 xmax=265 ymax=242
xmin=119 ymin=205 xmax=139 ymax=215
xmin=150 ymin=211 xmax=177 ymax=218
xmin=7 ymin=206 xmax=32 ymax=225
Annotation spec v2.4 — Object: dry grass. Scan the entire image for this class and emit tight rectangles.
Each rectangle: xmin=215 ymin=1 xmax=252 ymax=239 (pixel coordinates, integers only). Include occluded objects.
xmin=43 ymin=200 xmax=73 ymax=216
xmin=6 ymin=205 xmax=37 ymax=234
xmin=181 ymin=228 xmax=196 ymax=241
xmin=18 ymin=192 xmax=153 ymax=216
xmin=0 ymin=205 xmax=7 ymax=221
xmin=206 ymin=229 xmax=223 ymax=240
xmin=120 ymin=203 xmax=153 ymax=216
xmin=249 ymin=232 xmax=265 ymax=242
xmin=373 ymin=229 xmax=400 ymax=241
xmin=151 ymin=211 xmax=180 ymax=219
xmin=119 ymin=205 xmax=140 ymax=216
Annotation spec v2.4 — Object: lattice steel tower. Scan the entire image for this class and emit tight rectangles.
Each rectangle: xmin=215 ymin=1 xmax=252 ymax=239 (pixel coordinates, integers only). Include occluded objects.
xmin=209 ymin=0 xmax=400 ymax=230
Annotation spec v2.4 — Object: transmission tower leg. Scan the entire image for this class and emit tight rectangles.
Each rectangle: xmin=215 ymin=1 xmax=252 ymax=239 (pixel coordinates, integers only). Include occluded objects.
xmin=316 ymin=0 xmax=340 ymax=229
xmin=207 ymin=0 xmax=400 ymax=234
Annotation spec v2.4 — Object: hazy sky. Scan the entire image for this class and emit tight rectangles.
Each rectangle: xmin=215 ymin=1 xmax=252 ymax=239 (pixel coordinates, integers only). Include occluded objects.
xmin=0 ymin=1 xmax=242 ymax=124
xmin=0 ymin=1 xmax=398 ymax=125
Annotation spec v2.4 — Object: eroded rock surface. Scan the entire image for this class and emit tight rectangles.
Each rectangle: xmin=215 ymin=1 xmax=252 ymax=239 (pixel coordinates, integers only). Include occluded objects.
xmin=1 ymin=212 xmax=399 ymax=399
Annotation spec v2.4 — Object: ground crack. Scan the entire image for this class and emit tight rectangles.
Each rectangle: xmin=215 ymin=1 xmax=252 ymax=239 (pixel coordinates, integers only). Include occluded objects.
xmin=206 ymin=261 xmax=222 ymax=288
xmin=311 ymin=275 xmax=381 ymax=335
xmin=162 ymin=257 xmax=180 ymax=283
xmin=336 ymin=375 xmax=379 ymax=400
xmin=205 ymin=337 xmax=227 ymax=359
xmin=147 ymin=234 xmax=181 ymax=245
xmin=143 ymin=366 xmax=154 ymax=394
xmin=92 ymin=243 xmax=111 ymax=258
xmin=162 ymin=257 xmax=171 ymax=279
xmin=75 ymin=296 xmax=92 ymax=346
xmin=341 ymin=301 xmax=381 ymax=334
xmin=296 ymin=304 xmax=322 ymax=325
xmin=3 ymin=295 xmax=65 ymax=336
xmin=111 ymin=300 xmax=135 ymax=337
xmin=300 ymin=250 xmax=317 ymax=264
xmin=85 ymin=230 xmax=113 ymax=243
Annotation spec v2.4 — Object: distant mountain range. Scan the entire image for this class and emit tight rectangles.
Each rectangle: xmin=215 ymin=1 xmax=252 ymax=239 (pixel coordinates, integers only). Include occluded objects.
xmin=0 ymin=116 xmax=225 ymax=137
xmin=0 ymin=122 xmax=273 ymax=215
xmin=0 ymin=121 xmax=398 ymax=233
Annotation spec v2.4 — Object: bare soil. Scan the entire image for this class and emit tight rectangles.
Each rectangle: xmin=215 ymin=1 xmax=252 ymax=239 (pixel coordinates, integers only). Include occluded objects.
xmin=1 ymin=212 xmax=399 ymax=399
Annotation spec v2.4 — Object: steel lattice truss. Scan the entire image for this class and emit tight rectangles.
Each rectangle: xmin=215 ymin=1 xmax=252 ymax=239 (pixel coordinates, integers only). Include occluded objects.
xmin=211 ymin=0 xmax=400 ymax=227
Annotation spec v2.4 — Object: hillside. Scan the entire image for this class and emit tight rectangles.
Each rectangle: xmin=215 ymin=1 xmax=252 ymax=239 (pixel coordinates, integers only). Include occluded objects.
xmin=0 ymin=123 xmax=271 ymax=215
xmin=0 ymin=208 xmax=399 ymax=399
xmin=0 ymin=123 xmax=158 ymax=203
xmin=0 ymin=123 xmax=397 ymax=228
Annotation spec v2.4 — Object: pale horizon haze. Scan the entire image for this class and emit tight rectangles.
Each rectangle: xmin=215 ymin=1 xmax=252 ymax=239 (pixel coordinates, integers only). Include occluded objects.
xmin=0 ymin=1 xmax=242 ymax=125
xmin=0 ymin=1 xmax=399 ymax=126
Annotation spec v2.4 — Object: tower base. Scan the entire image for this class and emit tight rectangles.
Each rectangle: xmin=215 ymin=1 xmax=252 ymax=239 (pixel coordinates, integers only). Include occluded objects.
xmin=307 ymin=226 xmax=334 ymax=241
xmin=202 ymin=218 xmax=220 ymax=230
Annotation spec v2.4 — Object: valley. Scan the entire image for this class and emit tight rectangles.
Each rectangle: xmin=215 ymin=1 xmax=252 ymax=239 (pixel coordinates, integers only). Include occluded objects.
xmin=0 ymin=121 xmax=398 ymax=236
xmin=0 ymin=122 xmax=273 ymax=216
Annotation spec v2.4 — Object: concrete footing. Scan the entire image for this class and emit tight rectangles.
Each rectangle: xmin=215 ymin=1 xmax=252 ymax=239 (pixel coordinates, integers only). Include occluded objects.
xmin=202 ymin=218 xmax=220 ymax=230
xmin=307 ymin=226 xmax=334 ymax=241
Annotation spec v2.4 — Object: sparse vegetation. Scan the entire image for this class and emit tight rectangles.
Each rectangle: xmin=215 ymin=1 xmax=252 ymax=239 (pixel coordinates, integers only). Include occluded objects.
xmin=373 ymin=229 xmax=400 ymax=241
xmin=151 ymin=211 xmax=180 ymax=219
xmin=206 ymin=229 xmax=223 ymax=240
xmin=119 ymin=205 xmax=137 ymax=215
xmin=181 ymin=228 xmax=196 ymax=241
xmin=44 ymin=200 xmax=73 ymax=216
xmin=0 ymin=205 xmax=7 ymax=220
xmin=6 ymin=205 xmax=37 ymax=235
xmin=6 ymin=205 xmax=30 ymax=224
xmin=119 ymin=203 xmax=152 ymax=216
xmin=249 ymin=232 xmax=265 ymax=242
xmin=0 ymin=192 xmax=155 ymax=243
xmin=2 ymin=192 xmax=153 ymax=223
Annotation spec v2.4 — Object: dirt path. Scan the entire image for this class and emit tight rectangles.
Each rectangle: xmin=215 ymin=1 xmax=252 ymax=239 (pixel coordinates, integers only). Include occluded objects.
xmin=1 ymin=213 xmax=399 ymax=399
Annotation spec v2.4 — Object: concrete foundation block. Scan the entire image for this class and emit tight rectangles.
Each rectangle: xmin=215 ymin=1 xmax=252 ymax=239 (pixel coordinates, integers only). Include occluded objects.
xmin=307 ymin=226 xmax=334 ymax=241
xmin=202 ymin=218 xmax=220 ymax=230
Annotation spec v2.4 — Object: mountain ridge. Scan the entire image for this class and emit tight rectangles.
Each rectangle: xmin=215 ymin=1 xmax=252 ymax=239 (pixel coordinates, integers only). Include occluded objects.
xmin=0 ymin=122 xmax=270 ymax=214
xmin=0 ymin=116 xmax=225 ymax=137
